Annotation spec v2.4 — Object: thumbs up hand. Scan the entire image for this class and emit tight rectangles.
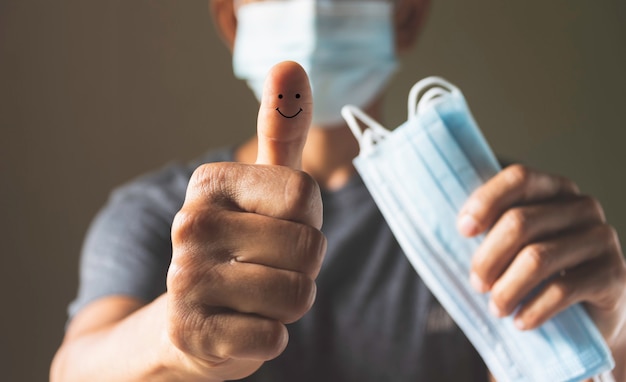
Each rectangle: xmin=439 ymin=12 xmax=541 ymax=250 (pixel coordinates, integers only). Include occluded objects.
xmin=166 ymin=62 xmax=326 ymax=381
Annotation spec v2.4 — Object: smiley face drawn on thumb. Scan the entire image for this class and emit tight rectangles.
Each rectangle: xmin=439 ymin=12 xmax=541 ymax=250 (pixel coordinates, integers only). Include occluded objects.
xmin=256 ymin=61 xmax=312 ymax=170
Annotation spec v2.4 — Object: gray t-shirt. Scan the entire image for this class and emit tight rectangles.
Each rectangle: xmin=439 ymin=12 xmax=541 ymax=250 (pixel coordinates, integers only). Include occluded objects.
xmin=69 ymin=147 xmax=487 ymax=381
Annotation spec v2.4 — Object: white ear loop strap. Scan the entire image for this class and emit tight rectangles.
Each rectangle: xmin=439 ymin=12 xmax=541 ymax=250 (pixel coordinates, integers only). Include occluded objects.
xmin=593 ymin=371 xmax=616 ymax=382
xmin=408 ymin=76 xmax=457 ymax=119
xmin=343 ymin=76 xmax=458 ymax=155
xmin=341 ymin=105 xmax=390 ymax=154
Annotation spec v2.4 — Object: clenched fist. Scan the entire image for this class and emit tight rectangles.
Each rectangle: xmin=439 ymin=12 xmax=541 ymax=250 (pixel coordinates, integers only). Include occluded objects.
xmin=166 ymin=62 xmax=327 ymax=381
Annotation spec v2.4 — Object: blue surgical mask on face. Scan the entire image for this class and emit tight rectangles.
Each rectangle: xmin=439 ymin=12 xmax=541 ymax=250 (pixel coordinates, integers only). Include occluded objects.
xmin=342 ymin=77 xmax=615 ymax=382
xmin=233 ymin=0 xmax=398 ymax=127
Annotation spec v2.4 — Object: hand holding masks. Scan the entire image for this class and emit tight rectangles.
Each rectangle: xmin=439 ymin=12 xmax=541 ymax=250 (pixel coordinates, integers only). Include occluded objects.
xmin=342 ymin=77 xmax=615 ymax=382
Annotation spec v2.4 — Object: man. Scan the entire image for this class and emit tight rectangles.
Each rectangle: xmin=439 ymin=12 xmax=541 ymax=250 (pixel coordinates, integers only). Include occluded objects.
xmin=51 ymin=0 xmax=626 ymax=380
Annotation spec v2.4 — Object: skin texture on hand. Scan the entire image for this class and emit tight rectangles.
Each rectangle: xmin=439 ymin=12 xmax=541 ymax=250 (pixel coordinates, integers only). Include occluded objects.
xmin=51 ymin=62 xmax=326 ymax=382
xmin=166 ymin=61 xmax=326 ymax=381
xmin=458 ymin=164 xmax=626 ymax=381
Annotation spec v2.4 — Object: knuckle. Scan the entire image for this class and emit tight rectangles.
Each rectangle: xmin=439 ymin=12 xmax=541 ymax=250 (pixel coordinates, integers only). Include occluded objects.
xmin=171 ymin=209 xmax=196 ymax=245
xmin=171 ymin=207 xmax=220 ymax=246
xmin=295 ymin=225 xmax=326 ymax=276
xmin=188 ymin=164 xmax=216 ymax=197
xmin=521 ymin=309 xmax=542 ymax=329
xmin=580 ymin=195 xmax=606 ymax=222
xmin=214 ymin=319 xmax=287 ymax=361
xmin=204 ymin=313 xmax=257 ymax=363
xmin=188 ymin=163 xmax=238 ymax=205
xmin=168 ymin=249 xmax=221 ymax=299
xmin=502 ymin=208 xmax=529 ymax=237
xmin=189 ymin=163 xmax=223 ymax=190
xmin=490 ymin=287 xmax=508 ymax=312
xmin=257 ymin=320 xmax=288 ymax=360
xmin=207 ymin=316 xmax=236 ymax=360
xmin=551 ymin=279 xmax=573 ymax=304
xmin=521 ymin=244 xmax=550 ymax=274
xmin=189 ymin=163 xmax=212 ymax=187
xmin=283 ymin=170 xmax=320 ymax=214
xmin=504 ymin=164 xmax=532 ymax=189
xmin=284 ymin=274 xmax=316 ymax=323
xmin=166 ymin=261 xmax=185 ymax=294
xmin=561 ymin=177 xmax=580 ymax=194
xmin=599 ymin=223 xmax=621 ymax=253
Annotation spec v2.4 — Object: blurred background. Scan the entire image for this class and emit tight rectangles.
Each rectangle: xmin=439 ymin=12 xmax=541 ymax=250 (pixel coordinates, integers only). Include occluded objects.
xmin=1 ymin=0 xmax=625 ymax=380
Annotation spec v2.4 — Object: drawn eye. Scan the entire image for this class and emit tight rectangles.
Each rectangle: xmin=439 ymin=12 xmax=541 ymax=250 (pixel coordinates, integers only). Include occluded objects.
xmin=278 ymin=94 xmax=283 ymax=99
xmin=295 ymin=93 xmax=301 ymax=99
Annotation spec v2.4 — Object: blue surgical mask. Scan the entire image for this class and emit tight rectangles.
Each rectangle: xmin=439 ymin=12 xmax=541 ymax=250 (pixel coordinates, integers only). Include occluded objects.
xmin=342 ymin=77 xmax=615 ymax=382
xmin=233 ymin=0 xmax=398 ymax=127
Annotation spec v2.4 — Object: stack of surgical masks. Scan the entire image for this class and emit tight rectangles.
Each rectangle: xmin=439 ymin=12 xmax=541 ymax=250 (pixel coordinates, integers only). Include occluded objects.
xmin=342 ymin=77 xmax=615 ymax=382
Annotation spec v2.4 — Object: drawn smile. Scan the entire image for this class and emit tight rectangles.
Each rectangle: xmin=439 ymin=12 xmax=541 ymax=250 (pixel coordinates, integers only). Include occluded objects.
xmin=276 ymin=107 xmax=303 ymax=119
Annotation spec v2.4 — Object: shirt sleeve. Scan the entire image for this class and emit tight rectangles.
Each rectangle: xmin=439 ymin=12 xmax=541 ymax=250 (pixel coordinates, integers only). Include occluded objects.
xmin=67 ymin=163 xmax=190 ymax=322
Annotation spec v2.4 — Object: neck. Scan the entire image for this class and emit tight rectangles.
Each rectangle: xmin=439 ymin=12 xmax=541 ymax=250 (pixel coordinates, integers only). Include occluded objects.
xmin=236 ymin=97 xmax=384 ymax=191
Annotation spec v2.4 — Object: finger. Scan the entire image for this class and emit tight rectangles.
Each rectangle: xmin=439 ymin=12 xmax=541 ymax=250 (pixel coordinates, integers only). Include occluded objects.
xmin=511 ymin=256 xmax=616 ymax=331
xmin=470 ymin=195 xmax=605 ymax=292
xmin=183 ymin=162 xmax=322 ymax=228
xmin=487 ymin=224 xmax=614 ymax=317
xmin=256 ymin=61 xmax=313 ymax=169
xmin=458 ymin=164 xmax=580 ymax=237
xmin=226 ymin=213 xmax=327 ymax=279
xmin=173 ymin=208 xmax=326 ymax=279
xmin=187 ymin=261 xmax=316 ymax=324
xmin=169 ymin=305 xmax=288 ymax=364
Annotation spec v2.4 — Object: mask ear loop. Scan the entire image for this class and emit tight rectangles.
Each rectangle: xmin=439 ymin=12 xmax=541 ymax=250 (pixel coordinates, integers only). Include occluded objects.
xmin=342 ymin=105 xmax=390 ymax=155
xmin=408 ymin=76 xmax=458 ymax=119
xmin=593 ymin=371 xmax=616 ymax=382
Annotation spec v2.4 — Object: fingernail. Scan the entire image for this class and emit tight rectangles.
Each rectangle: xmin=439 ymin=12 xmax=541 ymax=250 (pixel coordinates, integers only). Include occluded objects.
xmin=470 ymin=272 xmax=488 ymax=293
xmin=489 ymin=300 xmax=504 ymax=318
xmin=458 ymin=214 xmax=479 ymax=236
xmin=514 ymin=316 xmax=526 ymax=330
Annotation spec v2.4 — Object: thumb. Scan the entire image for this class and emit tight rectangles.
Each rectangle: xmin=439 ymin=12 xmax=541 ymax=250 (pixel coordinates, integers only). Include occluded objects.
xmin=256 ymin=61 xmax=312 ymax=169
